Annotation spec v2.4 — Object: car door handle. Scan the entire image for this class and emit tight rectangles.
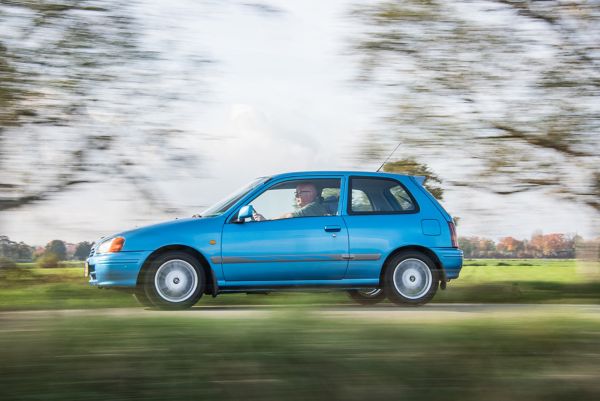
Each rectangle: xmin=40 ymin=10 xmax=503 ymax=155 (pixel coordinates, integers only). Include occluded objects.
xmin=324 ymin=225 xmax=341 ymax=232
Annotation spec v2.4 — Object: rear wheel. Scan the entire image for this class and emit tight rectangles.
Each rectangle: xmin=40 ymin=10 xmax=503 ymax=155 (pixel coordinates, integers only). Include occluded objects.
xmin=143 ymin=251 xmax=205 ymax=309
xmin=347 ymin=288 xmax=385 ymax=305
xmin=385 ymin=251 xmax=439 ymax=306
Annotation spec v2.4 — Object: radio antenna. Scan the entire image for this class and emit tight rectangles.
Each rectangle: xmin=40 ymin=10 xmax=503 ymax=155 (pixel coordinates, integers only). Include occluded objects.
xmin=376 ymin=142 xmax=401 ymax=172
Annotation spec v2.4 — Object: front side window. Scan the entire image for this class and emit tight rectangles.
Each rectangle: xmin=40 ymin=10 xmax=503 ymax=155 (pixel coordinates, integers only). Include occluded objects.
xmin=349 ymin=177 xmax=417 ymax=214
xmin=249 ymin=178 xmax=341 ymax=221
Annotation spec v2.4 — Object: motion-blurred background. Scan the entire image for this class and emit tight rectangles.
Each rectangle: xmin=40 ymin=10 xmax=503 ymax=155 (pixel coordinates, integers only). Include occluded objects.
xmin=1 ymin=0 xmax=598 ymax=247
xmin=1 ymin=2 xmax=599 ymax=400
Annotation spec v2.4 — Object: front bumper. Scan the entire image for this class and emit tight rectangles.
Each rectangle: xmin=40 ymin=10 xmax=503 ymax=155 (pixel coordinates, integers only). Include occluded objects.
xmin=86 ymin=251 xmax=152 ymax=287
xmin=432 ymin=247 xmax=463 ymax=280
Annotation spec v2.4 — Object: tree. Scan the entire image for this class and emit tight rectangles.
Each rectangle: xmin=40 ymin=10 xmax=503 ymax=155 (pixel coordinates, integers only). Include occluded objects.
xmin=15 ymin=242 xmax=34 ymax=261
xmin=457 ymin=236 xmax=498 ymax=258
xmin=352 ymin=1 xmax=600 ymax=213
xmin=44 ymin=240 xmax=67 ymax=261
xmin=0 ymin=1 xmax=209 ymax=213
xmin=529 ymin=232 xmax=545 ymax=258
xmin=497 ymin=236 xmax=524 ymax=257
xmin=0 ymin=235 xmax=34 ymax=262
xmin=457 ymin=236 xmax=476 ymax=258
xmin=73 ymin=241 xmax=92 ymax=261
xmin=477 ymin=238 xmax=497 ymax=258
xmin=383 ymin=158 xmax=444 ymax=200
xmin=541 ymin=233 xmax=567 ymax=257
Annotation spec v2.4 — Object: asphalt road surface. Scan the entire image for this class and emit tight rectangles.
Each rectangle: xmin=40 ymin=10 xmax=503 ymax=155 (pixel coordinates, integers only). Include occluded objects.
xmin=1 ymin=303 xmax=599 ymax=322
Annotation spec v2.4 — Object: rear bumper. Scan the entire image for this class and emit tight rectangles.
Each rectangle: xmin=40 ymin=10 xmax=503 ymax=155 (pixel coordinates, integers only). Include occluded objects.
xmin=86 ymin=251 xmax=151 ymax=287
xmin=432 ymin=248 xmax=463 ymax=280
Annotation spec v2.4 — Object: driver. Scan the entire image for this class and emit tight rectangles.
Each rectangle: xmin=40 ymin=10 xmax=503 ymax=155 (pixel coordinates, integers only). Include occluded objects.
xmin=253 ymin=182 xmax=328 ymax=221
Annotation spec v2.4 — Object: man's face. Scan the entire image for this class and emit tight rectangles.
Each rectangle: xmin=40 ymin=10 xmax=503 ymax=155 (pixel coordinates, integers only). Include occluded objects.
xmin=295 ymin=183 xmax=317 ymax=207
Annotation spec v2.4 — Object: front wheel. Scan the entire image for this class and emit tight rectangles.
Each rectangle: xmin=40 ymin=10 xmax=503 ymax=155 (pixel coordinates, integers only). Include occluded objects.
xmin=347 ymin=288 xmax=385 ymax=305
xmin=133 ymin=287 xmax=155 ymax=308
xmin=385 ymin=252 xmax=439 ymax=306
xmin=143 ymin=251 xmax=206 ymax=309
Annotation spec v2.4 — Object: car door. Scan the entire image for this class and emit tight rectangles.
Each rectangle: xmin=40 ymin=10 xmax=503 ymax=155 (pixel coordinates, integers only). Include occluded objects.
xmin=220 ymin=177 xmax=349 ymax=282
xmin=341 ymin=176 xmax=422 ymax=279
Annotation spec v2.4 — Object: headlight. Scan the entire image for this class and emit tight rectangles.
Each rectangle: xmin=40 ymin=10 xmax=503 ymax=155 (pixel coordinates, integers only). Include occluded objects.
xmin=97 ymin=237 xmax=125 ymax=254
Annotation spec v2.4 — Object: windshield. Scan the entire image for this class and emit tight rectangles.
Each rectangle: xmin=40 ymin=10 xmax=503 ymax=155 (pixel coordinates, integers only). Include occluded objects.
xmin=200 ymin=177 xmax=270 ymax=217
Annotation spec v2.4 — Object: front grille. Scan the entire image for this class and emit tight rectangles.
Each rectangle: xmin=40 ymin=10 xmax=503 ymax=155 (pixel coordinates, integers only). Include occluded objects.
xmin=89 ymin=247 xmax=95 ymax=257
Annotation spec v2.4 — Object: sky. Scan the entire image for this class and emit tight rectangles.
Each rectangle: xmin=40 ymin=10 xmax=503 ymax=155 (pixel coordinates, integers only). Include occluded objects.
xmin=0 ymin=0 xmax=596 ymax=245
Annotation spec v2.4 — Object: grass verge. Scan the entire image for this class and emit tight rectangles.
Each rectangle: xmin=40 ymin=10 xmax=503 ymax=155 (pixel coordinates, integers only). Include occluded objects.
xmin=0 ymin=312 xmax=599 ymax=401
xmin=0 ymin=259 xmax=598 ymax=310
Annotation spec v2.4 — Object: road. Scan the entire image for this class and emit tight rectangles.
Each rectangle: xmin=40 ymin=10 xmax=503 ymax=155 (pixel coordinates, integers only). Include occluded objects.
xmin=1 ymin=303 xmax=599 ymax=322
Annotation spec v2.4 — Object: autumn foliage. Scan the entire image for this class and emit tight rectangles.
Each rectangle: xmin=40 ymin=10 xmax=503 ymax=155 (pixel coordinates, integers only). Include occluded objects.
xmin=459 ymin=233 xmax=585 ymax=259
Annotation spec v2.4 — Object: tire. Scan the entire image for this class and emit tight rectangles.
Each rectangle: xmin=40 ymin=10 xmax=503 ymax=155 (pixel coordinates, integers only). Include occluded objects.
xmin=347 ymin=288 xmax=385 ymax=305
xmin=142 ymin=251 xmax=206 ymax=310
xmin=384 ymin=251 xmax=439 ymax=306
xmin=133 ymin=287 xmax=155 ymax=308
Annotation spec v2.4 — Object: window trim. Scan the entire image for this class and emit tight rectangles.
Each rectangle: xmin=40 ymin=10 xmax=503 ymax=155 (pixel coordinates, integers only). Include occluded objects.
xmin=347 ymin=175 xmax=420 ymax=216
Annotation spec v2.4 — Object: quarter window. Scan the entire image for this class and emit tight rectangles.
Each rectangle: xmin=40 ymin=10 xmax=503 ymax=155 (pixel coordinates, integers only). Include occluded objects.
xmin=349 ymin=177 xmax=417 ymax=214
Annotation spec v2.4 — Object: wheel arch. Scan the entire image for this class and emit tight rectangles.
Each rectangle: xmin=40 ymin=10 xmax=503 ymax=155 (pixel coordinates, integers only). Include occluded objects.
xmin=137 ymin=245 xmax=217 ymax=296
xmin=379 ymin=245 xmax=446 ymax=286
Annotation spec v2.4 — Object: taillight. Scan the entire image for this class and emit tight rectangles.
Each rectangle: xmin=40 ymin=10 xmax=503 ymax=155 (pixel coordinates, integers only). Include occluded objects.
xmin=448 ymin=221 xmax=458 ymax=248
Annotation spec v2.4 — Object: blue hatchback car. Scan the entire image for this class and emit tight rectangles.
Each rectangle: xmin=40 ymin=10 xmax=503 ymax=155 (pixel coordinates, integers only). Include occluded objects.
xmin=86 ymin=171 xmax=463 ymax=309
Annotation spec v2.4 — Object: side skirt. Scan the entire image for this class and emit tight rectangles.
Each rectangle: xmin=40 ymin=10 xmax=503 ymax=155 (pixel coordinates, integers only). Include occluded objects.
xmin=217 ymin=278 xmax=380 ymax=293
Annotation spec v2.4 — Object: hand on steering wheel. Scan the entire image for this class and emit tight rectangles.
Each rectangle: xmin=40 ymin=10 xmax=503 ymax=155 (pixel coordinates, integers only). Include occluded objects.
xmin=252 ymin=210 xmax=266 ymax=221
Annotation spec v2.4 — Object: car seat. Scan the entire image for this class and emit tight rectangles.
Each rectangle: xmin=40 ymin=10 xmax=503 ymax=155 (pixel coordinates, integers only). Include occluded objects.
xmin=322 ymin=196 xmax=339 ymax=215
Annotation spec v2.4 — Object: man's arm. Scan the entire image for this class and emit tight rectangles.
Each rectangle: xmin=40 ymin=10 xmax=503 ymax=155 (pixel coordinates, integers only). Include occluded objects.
xmin=253 ymin=211 xmax=293 ymax=221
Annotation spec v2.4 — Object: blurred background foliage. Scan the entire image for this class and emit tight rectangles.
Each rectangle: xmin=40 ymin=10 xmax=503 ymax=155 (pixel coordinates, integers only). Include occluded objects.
xmin=0 ymin=0 xmax=598 ymax=247
xmin=382 ymin=158 xmax=444 ymax=199
xmin=1 ymin=4 xmax=599 ymax=400
xmin=1 ymin=1 xmax=598 ymax=217
xmin=1 ymin=232 xmax=593 ymax=264
xmin=353 ymin=0 xmax=600 ymax=213
xmin=0 ymin=0 xmax=208 ymax=213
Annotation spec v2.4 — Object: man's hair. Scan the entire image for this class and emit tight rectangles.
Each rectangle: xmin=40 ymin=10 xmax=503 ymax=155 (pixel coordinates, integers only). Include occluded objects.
xmin=296 ymin=182 xmax=317 ymax=191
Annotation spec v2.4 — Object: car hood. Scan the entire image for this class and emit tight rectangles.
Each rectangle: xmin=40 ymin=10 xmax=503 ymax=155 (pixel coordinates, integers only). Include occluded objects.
xmin=96 ymin=216 xmax=222 ymax=252
xmin=118 ymin=217 xmax=199 ymax=237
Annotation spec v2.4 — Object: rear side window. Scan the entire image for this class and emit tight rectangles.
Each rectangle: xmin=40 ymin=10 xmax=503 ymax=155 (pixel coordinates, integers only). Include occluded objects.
xmin=351 ymin=189 xmax=373 ymax=212
xmin=389 ymin=185 xmax=416 ymax=211
xmin=349 ymin=177 xmax=418 ymax=214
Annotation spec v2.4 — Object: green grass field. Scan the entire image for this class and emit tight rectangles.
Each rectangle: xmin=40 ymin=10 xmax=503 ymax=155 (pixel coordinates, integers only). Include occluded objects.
xmin=1 ymin=261 xmax=599 ymax=400
xmin=435 ymin=259 xmax=600 ymax=303
xmin=0 ymin=259 xmax=598 ymax=310
xmin=0 ymin=312 xmax=599 ymax=401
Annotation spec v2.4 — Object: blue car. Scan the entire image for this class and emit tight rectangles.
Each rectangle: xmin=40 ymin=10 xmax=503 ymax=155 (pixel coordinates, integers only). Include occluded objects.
xmin=86 ymin=171 xmax=463 ymax=309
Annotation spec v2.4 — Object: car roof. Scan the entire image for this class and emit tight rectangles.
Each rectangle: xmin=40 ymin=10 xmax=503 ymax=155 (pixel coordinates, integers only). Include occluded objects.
xmin=267 ymin=171 xmax=413 ymax=180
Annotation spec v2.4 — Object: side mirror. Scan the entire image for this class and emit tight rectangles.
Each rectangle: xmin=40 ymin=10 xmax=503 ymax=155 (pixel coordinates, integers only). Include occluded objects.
xmin=236 ymin=205 xmax=255 ymax=223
